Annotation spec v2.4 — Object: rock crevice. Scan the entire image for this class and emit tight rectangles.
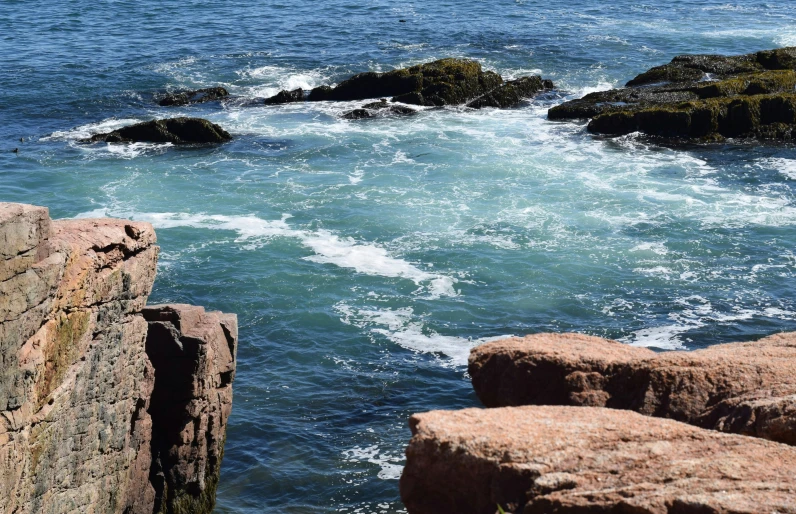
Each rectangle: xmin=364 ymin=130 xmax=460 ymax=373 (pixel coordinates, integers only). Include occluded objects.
xmin=0 ymin=203 xmax=237 ymax=514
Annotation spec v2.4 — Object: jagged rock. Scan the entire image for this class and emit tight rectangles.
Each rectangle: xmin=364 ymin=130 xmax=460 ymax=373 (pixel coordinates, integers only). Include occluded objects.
xmin=263 ymin=88 xmax=305 ymax=105
xmin=400 ymin=406 xmax=796 ymax=514
xmin=0 ymin=203 xmax=237 ymax=514
xmin=341 ymin=98 xmax=417 ymax=119
xmin=466 ymin=77 xmax=553 ymax=109
xmin=143 ymin=305 xmax=237 ymax=514
xmin=307 ymin=58 xmax=551 ymax=107
xmin=548 ymin=47 xmax=796 ymax=141
xmin=157 ymin=87 xmax=229 ymax=107
xmin=82 ymin=117 xmax=231 ymax=144
xmin=469 ymin=332 xmax=796 ymax=445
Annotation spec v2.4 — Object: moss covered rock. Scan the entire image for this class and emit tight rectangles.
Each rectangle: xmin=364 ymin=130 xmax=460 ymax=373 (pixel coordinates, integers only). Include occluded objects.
xmin=302 ymin=58 xmax=552 ymax=108
xmin=550 ymin=47 xmax=796 ymax=141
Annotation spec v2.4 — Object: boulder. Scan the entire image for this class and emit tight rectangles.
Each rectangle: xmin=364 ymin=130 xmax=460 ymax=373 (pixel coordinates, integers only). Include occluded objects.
xmin=157 ymin=87 xmax=229 ymax=107
xmin=469 ymin=332 xmax=796 ymax=445
xmin=263 ymin=88 xmax=305 ymax=105
xmin=466 ymin=77 xmax=554 ymax=109
xmin=401 ymin=406 xmax=796 ymax=514
xmin=83 ymin=117 xmax=231 ymax=144
xmin=0 ymin=203 xmax=237 ymax=514
xmin=549 ymin=47 xmax=796 ymax=141
xmin=307 ymin=58 xmax=552 ymax=107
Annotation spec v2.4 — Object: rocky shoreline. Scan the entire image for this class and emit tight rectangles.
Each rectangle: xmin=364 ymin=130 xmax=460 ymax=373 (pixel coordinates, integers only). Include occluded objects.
xmin=0 ymin=203 xmax=236 ymax=514
xmin=401 ymin=332 xmax=796 ymax=513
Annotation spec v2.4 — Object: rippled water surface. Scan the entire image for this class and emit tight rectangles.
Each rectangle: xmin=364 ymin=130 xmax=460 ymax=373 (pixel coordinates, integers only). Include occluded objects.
xmin=2 ymin=1 xmax=796 ymax=512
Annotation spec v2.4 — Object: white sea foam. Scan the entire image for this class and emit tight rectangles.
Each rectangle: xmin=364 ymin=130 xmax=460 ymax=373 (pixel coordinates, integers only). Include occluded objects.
xmin=342 ymin=445 xmax=403 ymax=480
xmin=74 ymin=210 xmax=458 ymax=298
xmin=759 ymin=158 xmax=796 ymax=180
xmin=42 ymin=118 xmax=142 ymax=141
xmin=336 ymin=304 xmax=510 ymax=367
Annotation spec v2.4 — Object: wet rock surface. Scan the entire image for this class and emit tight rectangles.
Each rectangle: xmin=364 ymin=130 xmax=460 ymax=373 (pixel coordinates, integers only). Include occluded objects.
xmin=401 ymin=406 xmax=796 ymax=514
xmin=83 ymin=117 xmax=231 ymax=144
xmin=469 ymin=332 xmax=796 ymax=445
xmin=0 ymin=203 xmax=237 ymax=514
xmin=157 ymin=87 xmax=229 ymax=107
xmin=341 ymin=99 xmax=417 ymax=119
xmin=264 ymin=58 xmax=553 ymax=111
xmin=549 ymin=47 xmax=796 ymax=141
xmin=263 ymin=87 xmax=305 ymax=105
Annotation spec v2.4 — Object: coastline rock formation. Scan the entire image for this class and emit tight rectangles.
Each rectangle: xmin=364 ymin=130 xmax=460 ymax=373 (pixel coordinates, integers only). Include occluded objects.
xmin=83 ymin=117 xmax=232 ymax=144
xmin=0 ymin=203 xmax=237 ymax=514
xmin=469 ymin=333 xmax=796 ymax=445
xmin=549 ymin=47 xmax=796 ymax=141
xmin=158 ymin=87 xmax=229 ymax=107
xmin=401 ymin=406 xmax=796 ymax=514
xmin=263 ymin=58 xmax=554 ymax=115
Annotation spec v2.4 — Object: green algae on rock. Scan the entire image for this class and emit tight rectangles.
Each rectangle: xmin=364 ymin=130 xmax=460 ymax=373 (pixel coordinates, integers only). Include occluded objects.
xmin=549 ymin=47 xmax=796 ymax=141
xmin=264 ymin=58 xmax=554 ymax=113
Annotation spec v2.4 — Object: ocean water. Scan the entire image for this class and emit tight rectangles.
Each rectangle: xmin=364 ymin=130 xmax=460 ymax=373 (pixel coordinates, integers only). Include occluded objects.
xmin=2 ymin=0 xmax=796 ymax=511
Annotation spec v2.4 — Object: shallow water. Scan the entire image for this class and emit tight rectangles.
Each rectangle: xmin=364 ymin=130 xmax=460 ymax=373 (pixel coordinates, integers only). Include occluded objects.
xmin=2 ymin=1 xmax=796 ymax=512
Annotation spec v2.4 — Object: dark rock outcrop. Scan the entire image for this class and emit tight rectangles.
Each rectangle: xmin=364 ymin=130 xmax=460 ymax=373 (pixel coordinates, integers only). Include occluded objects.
xmin=83 ymin=117 xmax=231 ymax=144
xmin=549 ymin=47 xmax=796 ymax=141
xmin=341 ymin=99 xmax=417 ymax=119
xmin=263 ymin=88 xmax=305 ymax=105
xmin=291 ymin=58 xmax=552 ymax=108
xmin=401 ymin=406 xmax=796 ymax=514
xmin=0 ymin=203 xmax=237 ymax=514
xmin=469 ymin=332 xmax=796 ymax=445
xmin=158 ymin=87 xmax=229 ymax=107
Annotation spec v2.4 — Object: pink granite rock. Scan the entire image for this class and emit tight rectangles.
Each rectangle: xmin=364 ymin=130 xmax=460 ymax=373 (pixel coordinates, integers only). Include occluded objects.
xmin=469 ymin=332 xmax=796 ymax=444
xmin=401 ymin=406 xmax=796 ymax=514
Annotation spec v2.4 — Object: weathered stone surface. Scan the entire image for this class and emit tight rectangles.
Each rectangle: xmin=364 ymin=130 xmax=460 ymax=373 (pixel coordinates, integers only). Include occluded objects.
xmin=0 ymin=203 xmax=237 ymax=514
xmin=469 ymin=332 xmax=796 ymax=445
xmin=142 ymin=304 xmax=237 ymax=514
xmin=549 ymin=47 xmax=796 ymax=141
xmin=263 ymin=88 xmax=305 ymax=105
xmin=158 ymin=87 xmax=229 ymax=107
xmin=401 ymin=406 xmax=796 ymax=514
xmin=83 ymin=117 xmax=231 ymax=144
xmin=307 ymin=58 xmax=552 ymax=108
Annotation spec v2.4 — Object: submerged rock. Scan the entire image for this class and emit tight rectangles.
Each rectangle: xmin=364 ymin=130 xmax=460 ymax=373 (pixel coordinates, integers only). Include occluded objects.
xmin=263 ymin=87 xmax=305 ymax=105
xmin=469 ymin=332 xmax=796 ymax=445
xmin=83 ymin=117 xmax=232 ymax=144
xmin=307 ymin=58 xmax=552 ymax=107
xmin=341 ymin=98 xmax=417 ymax=119
xmin=158 ymin=87 xmax=229 ymax=106
xmin=549 ymin=47 xmax=796 ymax=141
xmin=401 ymin=406 xmax=796 ymax=514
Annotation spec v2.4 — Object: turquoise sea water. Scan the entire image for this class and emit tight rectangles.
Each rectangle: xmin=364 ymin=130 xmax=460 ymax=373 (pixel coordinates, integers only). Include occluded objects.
xmin=2 ymin=1 xmax=796 ymax=511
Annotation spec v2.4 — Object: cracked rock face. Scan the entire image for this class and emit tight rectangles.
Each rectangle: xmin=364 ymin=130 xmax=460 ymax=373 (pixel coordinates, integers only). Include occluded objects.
xmin=469 ymin=333 xmax=796 ymax=445
xmin=0 ymin=203 xmax=237 ymax=514
xmin=400 ymin=406 xmax=796 ymax=514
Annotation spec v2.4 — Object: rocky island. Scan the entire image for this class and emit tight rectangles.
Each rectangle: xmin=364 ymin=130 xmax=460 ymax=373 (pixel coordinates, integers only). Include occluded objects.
xmin=0 ymin=203 xmax=237 ymax=514
xmin=549 ymin=47 xmax=796 ymax=141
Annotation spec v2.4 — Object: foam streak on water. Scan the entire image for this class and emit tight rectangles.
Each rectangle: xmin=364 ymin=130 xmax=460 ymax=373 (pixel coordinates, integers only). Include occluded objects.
xmin=3 ymin=0 xmax=796 ymax=512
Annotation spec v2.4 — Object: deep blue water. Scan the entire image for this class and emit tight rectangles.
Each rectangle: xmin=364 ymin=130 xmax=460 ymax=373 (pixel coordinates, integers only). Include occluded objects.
xmin=2 ymin=1 xmax=796 ymax=512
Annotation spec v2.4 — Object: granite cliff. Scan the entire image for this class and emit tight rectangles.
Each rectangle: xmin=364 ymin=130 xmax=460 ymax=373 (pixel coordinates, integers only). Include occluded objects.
xmin=0 ymin=203 xmax=237 ymax=514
